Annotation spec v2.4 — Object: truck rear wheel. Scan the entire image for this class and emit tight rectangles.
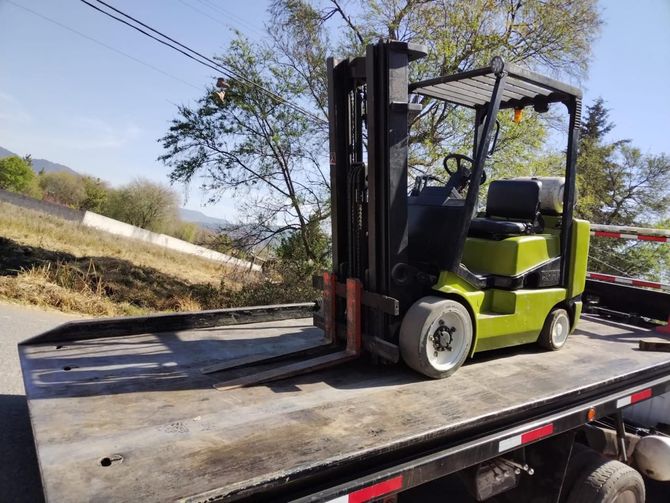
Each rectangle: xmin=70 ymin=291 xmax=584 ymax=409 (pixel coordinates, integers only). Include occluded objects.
xmin=399 ymin=296 xmax=473 ymax=379
xmin=538 ymin=308 xmax=570 ymax=350
xmin=565 ymin=458 xmax=645 ymax=503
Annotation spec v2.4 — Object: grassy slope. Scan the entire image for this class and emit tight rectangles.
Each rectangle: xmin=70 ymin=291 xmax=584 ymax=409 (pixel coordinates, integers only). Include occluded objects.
xmin=0 ymin=202 xmax=250 ymax=316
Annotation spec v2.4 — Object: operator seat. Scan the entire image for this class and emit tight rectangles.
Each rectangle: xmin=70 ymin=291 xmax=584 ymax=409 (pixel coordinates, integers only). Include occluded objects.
xmin=469 ymin=180 xmax=543 ymax=238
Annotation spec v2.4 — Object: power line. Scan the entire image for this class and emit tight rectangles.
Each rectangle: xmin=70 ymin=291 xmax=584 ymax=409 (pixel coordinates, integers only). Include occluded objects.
xmin=79 ymin=0 xmax=327 ymax=124
xmin=5 ymin=0 xmax=202 ymax=91
xmin=89 ymin=0 xmax=325 ymax=123
xmin=79 ymin=0 xmax=225 ymax=75
xmin=176 ymin=0 xmax=231 ymax=30
xmin=194 ymin=0 xmax=265 ymax=37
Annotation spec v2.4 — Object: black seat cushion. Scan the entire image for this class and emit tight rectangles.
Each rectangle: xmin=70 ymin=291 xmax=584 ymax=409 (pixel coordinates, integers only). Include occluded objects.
xmin=469 ymin=180 xmax=542 ymax=238
xmin=469 ymin=218 xmax=530 ymax=237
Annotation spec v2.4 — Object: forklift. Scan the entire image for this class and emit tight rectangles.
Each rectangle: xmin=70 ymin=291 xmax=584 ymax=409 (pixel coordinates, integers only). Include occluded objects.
xmin=215 ymin=39 xmax=590 ymax=387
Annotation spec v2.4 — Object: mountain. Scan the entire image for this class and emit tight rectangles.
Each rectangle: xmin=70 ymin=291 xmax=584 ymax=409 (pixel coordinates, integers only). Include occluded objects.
xmin=0 ymin=145 xmax=79 ymax=176
xmin=31 ymin=158 xmax=79 ymax=176
xmin=179 ymin=208 xmax=231 ymax=230
xmin=0 ymin=146 xmax=16 ymax=159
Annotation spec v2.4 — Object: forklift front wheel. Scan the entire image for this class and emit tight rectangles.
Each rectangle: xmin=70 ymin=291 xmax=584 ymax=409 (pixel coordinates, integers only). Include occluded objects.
xmin=538 ymin=308 xmax=571 ymax=351
xmin=400 ymin=296 xmax=473 ymax=379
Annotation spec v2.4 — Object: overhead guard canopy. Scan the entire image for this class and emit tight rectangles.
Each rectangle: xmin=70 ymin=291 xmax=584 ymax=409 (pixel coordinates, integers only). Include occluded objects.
xmin=409 ymin=58 xmax=582 ymax=110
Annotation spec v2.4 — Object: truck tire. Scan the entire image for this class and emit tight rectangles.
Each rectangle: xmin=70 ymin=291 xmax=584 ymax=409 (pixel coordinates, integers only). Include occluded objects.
xmin=565 ymin=458 xmax=645 ymax=503
xmin=538 ymin=308 xmax=570 ymax=350
xmin=399 ymin=296 xmax=473 ymax=379
xmin=562 ymin=443 xmax=603 ymax=495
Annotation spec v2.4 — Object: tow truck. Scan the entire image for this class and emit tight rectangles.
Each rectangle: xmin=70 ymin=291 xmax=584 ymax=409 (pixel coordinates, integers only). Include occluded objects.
xmin=19 ymin=40 xmax=670 ymax=502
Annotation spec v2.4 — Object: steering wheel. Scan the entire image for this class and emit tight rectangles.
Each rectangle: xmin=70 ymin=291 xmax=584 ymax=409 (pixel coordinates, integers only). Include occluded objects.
xmin=443 ymin=153 xmax=487 ymax=184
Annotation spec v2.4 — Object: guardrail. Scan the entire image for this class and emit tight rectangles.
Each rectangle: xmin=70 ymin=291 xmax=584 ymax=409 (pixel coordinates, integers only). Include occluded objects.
xmin=586 ymin=223 xmax=669 ymax=332
xmin=590 ymin=224 xmax=670 ymax=243
xmin=586 ymin=272 xmax=670 ymax=293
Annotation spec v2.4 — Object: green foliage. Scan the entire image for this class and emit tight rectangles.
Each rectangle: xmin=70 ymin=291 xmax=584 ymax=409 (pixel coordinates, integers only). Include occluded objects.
xmin=80 ymin=176 xmax=110 ymax=212
xmin=576 ymin=99 xmax=670 ymax=281
xmin=576 ymin=98 xmax=670 ymax=226
xmin=103 ymin=178 xmax=179 ymax=232
xmin=159 ymin=32 xmax=330 ymax=261
xmin=357 ymin=0 xmax=601 ymax=174
xmin=275 ymin=219 xmax=330 ymax=281
xmin=170 ymin=221 xmax=201 ymax=243
xmin=38 ymin=172 xmax=86 ymax=208
xmin=0 ymin=156 xmax=36 ymax=193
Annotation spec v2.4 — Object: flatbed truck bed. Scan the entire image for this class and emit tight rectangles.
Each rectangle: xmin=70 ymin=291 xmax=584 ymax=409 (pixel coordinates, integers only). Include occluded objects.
xmin=19 ymin=308 xmax=670 ymax=502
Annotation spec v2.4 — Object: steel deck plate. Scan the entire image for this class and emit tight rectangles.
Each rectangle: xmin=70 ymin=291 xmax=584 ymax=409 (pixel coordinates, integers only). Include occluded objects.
xmin=19 ymin=316 xmax=670 ymax=502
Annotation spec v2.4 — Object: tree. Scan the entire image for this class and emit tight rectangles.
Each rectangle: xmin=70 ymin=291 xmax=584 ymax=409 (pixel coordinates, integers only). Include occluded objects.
xmin=575 ymin=99 xmax=670 ymax=280
xmin=160 ymin=35 xmax=329 ymax=261
xmin=103 ymin=178 xmax=179 ymax=232
xmin=0 ymin=156 xmax=36 ymax=193
xmin=80 ymin=176 xmax=110 ymax=212
xmin=159 ymin=0 xmax=601 ymax=261
xmin=170 ymin=221 xmax=202 ymax=243
xmin=38 ymin=172 xmax=87 ymax=208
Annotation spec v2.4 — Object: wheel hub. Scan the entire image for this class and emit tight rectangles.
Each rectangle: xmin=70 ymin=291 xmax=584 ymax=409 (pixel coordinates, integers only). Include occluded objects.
xmin=431 ymin=322 xmax=455 ymax=352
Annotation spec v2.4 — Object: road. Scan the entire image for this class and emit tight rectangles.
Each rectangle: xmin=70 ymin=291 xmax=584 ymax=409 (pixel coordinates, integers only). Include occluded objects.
xmin=0 ymin=303 xmax=79 ymax=503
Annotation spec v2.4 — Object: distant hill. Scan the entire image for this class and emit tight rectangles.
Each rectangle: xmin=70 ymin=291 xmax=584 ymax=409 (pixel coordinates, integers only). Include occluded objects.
xmin=0 ymin=146 xmax=16 ymax=159
xmin=0 ymin=145 xmax=79 ymax=176
xmin=179 ymin=208 xmax=231 ymax=230
xmin=1 ymin=145 xmax=230 ymax=229
xmin=31 ymin=158 xmax=79 ymax=176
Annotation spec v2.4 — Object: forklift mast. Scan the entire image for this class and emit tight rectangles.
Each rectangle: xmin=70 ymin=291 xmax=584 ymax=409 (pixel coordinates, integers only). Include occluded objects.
xmin=327 ymin=41 xmax=426 ymax=348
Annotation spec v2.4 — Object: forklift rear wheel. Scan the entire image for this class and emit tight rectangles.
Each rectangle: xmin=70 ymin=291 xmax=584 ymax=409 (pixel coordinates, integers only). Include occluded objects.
xmin=400 ymin=297 xmax=473 ymax=379
xmin=538 ymin=308 xmax=570 ymax=351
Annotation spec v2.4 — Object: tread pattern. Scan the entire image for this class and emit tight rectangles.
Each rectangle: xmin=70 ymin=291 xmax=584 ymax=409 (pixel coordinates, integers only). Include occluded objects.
xmin=567 ymin=458 xmax=645 ymax=503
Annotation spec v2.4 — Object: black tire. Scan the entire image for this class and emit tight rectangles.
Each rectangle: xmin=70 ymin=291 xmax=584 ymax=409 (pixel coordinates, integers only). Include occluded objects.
xmin=562 ymin=443 xmax=604 ymax=499
xmin=538 ymin=308 xmax=571 ymax=350
xmin=399 ymin=296 xmax=473 ymax=379
xmin=566 ymin=458 xmax=645 ymax=503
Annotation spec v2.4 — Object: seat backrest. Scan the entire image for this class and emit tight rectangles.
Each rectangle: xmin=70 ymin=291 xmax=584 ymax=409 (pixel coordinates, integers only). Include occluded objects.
xmin=486 ymin=180 xmax=541 ymax=222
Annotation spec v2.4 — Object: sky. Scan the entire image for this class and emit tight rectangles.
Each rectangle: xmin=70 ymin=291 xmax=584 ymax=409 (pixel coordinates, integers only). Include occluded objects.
xmin=1 ymin=0 xmax=669 ymax=220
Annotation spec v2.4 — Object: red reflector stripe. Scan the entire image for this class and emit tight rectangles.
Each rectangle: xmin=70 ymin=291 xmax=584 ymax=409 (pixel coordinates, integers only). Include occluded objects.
xmin=348 ymin=475 xmax=403 ymax=503
xmin=589 ymin=272 xmax=615 ymax=282
xmin=639 ymin=235 xmax=668 ymax=242
xmin=594 ymin=231 xmax=621 ymax=239
xmin=631 ymin=388 xmax=652 ymax=404
xmin=520 ymin=423 xmax=554 ymax=444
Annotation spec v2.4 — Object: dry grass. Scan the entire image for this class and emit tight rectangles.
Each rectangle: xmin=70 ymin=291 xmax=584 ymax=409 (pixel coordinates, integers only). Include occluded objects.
xmin=0 ymin=202 xmax=258 ymax=315
xmin=0 ymin=201 xmax=247 ymax=286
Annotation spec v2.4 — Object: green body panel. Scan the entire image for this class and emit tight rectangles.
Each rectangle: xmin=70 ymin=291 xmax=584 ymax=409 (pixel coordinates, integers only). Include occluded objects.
xmin=462 ymin=234 xmax=560 ymax=276
xmin=568 ymin=219 xmax=590 ymax=298
xmin=433 ymin=272 xmax=568 ymax=353
xmin=431 ymin=218 xmax=591 ymax=355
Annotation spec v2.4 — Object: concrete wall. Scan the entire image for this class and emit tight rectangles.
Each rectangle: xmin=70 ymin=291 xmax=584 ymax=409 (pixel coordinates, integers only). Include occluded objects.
xmin=81 ymin=211 xmax=261 ymax=271
xmin=0 ymin=189 xmax=260 ymax=271
xmin=0 ymin=188 xmax=84 ymax=222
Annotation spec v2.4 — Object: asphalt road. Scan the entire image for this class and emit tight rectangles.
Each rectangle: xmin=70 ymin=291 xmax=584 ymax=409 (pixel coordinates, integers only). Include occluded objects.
xmin=0 ymin=303 xmax=79 ymax=503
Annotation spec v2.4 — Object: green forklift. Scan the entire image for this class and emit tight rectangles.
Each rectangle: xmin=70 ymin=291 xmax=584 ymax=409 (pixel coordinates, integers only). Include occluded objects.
xmin=216 ymin=40 xmax=590 ymax=387
xmin=401 ymin=56 xmax=590 ymax=378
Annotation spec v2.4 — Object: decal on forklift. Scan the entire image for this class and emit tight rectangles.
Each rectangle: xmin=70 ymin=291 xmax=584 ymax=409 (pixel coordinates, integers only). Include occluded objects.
xmin=616 ymin=388 xmax=652 ymax=409
xmin=497 ymin=423 xmax=554 ymax=452
xmin=325 ymin=475 xmax=403 ymax=503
